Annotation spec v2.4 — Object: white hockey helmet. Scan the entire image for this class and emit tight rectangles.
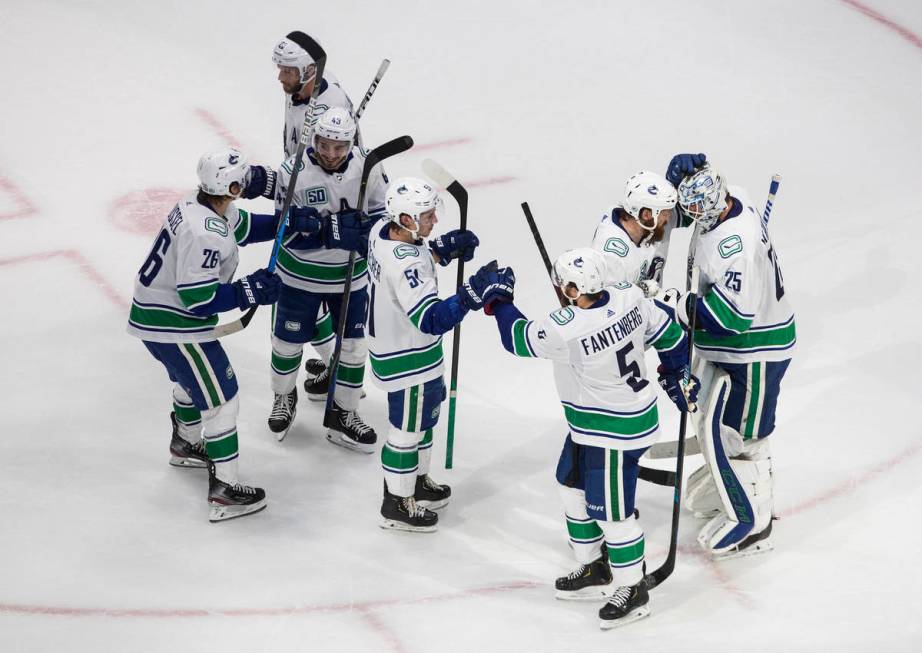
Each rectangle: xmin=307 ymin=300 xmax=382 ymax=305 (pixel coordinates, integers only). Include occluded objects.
xmin=272 ymin=31 xmax=316 ymax=85
xmin=552 ymin=247 xmax=608 ymax=300
xmin=623 ymin=170 xmax=677 ymax=226
xmin=677 ymin=163 xmax=728 ymax=229
xmin=196 ymin=148 xmax=249 ymax=198
xmin=385 ymin=177 xmax=441 ymax=237
xmin=313 ymin=107 xmax=357 ymax=144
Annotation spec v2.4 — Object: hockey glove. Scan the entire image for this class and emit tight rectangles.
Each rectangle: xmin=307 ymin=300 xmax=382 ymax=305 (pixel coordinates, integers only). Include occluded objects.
xmin=430 ymin=229 xmax=480 ymax=267
xmin=285 ymin=206 xmax=322 ymax=234
xmin=665 ymin=153 xmax=707 ymax=187
xmin=658 ymin=365 xmax=700 ymax=413
xmin=636 ymin=279 xmax=660 ymax=299
xmin=483 ymin=266 xmax=516 ymax=315
xmin=459 ymin=260 xmax=500 ymax=311
xmin=242 ymin=165 xmax=277 ymax=200
xmin=321 ymin=208 xmax=369 ymax=252
xmin=233 ymin=268 xmax=282 ymax=310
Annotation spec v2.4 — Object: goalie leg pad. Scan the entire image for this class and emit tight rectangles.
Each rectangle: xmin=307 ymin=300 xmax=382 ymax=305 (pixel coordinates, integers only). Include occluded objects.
xmin=684 ymin=463 xmax=722 ymax=519
xmin=201 ymin=394 xmax=240 ymax=485
xmin=381 ymin=426 xmax=418 ymax=497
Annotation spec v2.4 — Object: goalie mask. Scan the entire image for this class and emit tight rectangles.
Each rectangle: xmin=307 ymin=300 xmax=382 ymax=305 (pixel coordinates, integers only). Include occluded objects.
xmin=622 ymin=171 xmax=677 ymax=245
xmin=677 ymin=164 xmax=728 ymax=230
xmin=552 ymin=247 xmax=607 ymax=303
xmin=197 ymin=148 xmax=249 ymax=198
xmin=385 ymin=177 xmax=441 ymax=238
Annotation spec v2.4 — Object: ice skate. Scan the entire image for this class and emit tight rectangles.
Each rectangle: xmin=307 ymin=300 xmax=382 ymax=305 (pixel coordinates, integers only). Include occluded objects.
xmin=380 ymin=484 xmax=438 ymax=532
xmin=207 ymin=462 xmax=266 ymax=522
xmin=304 ymin=366 xmax=330 ymax=401
xmin=414 ymin=474 xmax=451 ymax=510
xmin=268 ymin=389 xmax=297 ymax=442
xmin=169 ymin=412 xmax=208 ymax=468
xmin=555 ymin=553 xmax=612 ymax=601
xmin=326 ymin=403 xmax=377 ymax=453
xmin=599 ymin=581 xmax=650 ymax=629
xmin=705 ymin=519 xmax=775 ymax=561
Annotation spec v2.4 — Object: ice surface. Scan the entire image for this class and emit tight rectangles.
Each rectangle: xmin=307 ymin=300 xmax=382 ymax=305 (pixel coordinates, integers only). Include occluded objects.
xmin=1 ymin=1 xmax=921 ymax=651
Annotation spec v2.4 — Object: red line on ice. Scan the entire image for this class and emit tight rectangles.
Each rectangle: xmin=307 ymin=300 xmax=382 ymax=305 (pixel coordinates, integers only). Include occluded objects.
xmin=840 ymin=0 xmax=922 ymax=51
xmin=194 ymin=108 xmax=242 ymax=149
xmin=412 ymin=137 xmax=472 ymax=151
xmin=0 ymin=249 xmax=128 ymax=309
xmin=0 ymin=176 xmax=38 ymax=220
xmin=465 ymin=175 xmax=517 ymax=189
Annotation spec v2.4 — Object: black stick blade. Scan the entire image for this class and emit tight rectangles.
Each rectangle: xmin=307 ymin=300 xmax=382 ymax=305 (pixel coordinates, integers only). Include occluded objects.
xmin=284 ymin=31 xmax=326 ymax=64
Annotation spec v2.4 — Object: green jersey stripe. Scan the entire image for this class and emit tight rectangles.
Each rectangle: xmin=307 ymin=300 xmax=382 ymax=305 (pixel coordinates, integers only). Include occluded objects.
xmin=512 ymin=319 xmax=534 ymax=357
xmin=183 ymin=344 xmax=220 ymax=407
xmin=271 ymin=351 xmax=302 ymax=374
xmin=744 ymin=362 xmax=762 ymax=439
xmin=563 ymin=402 xmax=659 ymax=437
xmin=370 ymin=340 xmax=444 ymax=381
xmin=566 ymin=518 xmax=603 ymax=542
xmin=178 ymin=282 xmax=219 ymax=309
xmin=204 ymin=430 xmax=238 ymax=461
xmin=130 ymin=302 xmax=217 ymax=331
xmin=381 ymin=444 xmax=418 ymax=471
xmin=277 ymin=248 xmax=369 ymax=282
xmin=607 ymin=536 xmax=644 ymax=565
xmin=336 ymin=360 xmax=366 ymax=385
xmin=703 ymin=291 xmax=753 ymax=334
xmin=409 ymin=297 xmax=439 ymax=329
xmin=234 ymin=209 xmax=252 ymax=245
xmin=608 ymin=450 xmax=622 ymax=520
xmin=651 ymin=321 xmax=684 ymax=352
xmin=695 ymin=319 xmax=796 ymax=352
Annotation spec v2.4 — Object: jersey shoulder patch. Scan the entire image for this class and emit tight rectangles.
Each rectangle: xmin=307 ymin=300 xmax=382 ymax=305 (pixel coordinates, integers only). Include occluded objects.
xmin=717 ymin=234 xmax=743 ymax=258
xmin=603 ymin=237 xmax=630 ymax=258
xmin=392 ymin=243 xmax=421 ymax=260
xmin=549 ymin=306 xmax=576 ymax=326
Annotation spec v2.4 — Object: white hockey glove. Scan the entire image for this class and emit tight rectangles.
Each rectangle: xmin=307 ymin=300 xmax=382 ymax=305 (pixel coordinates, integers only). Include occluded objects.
xmin=636 ymin=279 xmax=660 ymax=299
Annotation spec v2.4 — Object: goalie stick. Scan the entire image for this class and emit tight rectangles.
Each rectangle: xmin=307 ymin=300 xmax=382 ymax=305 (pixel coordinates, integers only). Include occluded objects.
xmin=323 ymin=135 xmax=415 ymax=426
xmin=520 ymin=202 xmax=676 ymax=488
xmin=645 ymin=173 xmax=782 ymax=461
xmin=213 ymin=33 xmax=326 ymax=338
xmin=421 ymin=159 xmax=468 ymax=470
xmin=645 ymin=266 xmax=700 ymax=590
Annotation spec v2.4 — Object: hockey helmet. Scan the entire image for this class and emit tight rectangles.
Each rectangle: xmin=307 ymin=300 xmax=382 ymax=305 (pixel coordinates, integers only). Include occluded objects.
xmin=552 ymin=247 xmax=608 ymax=299
xmin=677 ymin=163 xmax=728 ymax=229
xmin=197 ymin=148 xmax=249 ymax=198
xmin=385 ymin=177 xmax=441 ymax=237
xmin=272 ymin=31 xmax=317 ymax=85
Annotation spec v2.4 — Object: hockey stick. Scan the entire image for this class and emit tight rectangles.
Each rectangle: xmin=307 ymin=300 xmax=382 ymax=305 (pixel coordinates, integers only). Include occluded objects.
xmin=354 ymin=59 xmax=390 ymax=150
xmin=213 ymin=33 xmax=326 ymax=338
xmin=645 ymin=266 xmax=700 ymax=590
xmin=646 ymin=174 xmax=782 ymax=460
xmin=421 ymin=159 xmax=468 ymax=470
xmin=520 ymin=202 xmax=676 ymax=487
xmin=323 ymin=135 xmax=415 ymax=426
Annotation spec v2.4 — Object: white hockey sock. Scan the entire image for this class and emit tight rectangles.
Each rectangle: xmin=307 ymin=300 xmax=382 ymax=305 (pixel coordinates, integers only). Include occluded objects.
xmin=201 ymin=395 xmax=240 ymax=484
xmin=381 ymin=427 xmax=418 ymax=497
xmin=557 ymin=484 xmax=604 ymax=564
xmin=417 ymin=429 xmax=433 ymax=476
xmin=334 ymin=337 xmax=367 ymax=411
xmin=270 ymin=337 xmax=303 ymax=395
xmin=599 ymin=516 xmax=645 ymax=588
xmin=172 ymin=385 xmax=201 ymax=443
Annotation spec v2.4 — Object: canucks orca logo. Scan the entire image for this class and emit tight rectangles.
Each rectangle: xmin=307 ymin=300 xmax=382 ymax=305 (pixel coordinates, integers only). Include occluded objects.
xmin=229 ymin=153 xmax=239 ymax=164
xmin=647 ymin=184 xmax=658 ymax=195
xmin=573 ymin=257 xmax=584 ymax=268
xmin=397 ymin=184 xmax=409 ymax=194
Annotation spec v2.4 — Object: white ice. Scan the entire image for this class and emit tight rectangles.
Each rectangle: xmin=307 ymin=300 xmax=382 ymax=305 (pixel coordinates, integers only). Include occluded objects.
xmin=1 ymin=1 xmax=921 ymax=651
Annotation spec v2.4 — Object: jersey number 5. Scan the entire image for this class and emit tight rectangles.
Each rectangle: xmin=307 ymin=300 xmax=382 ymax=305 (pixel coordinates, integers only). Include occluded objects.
xmin=139 ymin=229 xmax=171 ymax=287
xmin=616 ymin=341 xmax=649 ymax=393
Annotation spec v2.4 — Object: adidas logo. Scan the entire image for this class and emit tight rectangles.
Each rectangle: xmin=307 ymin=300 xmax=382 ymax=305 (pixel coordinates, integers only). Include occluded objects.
xmin=607 ymin=309 xmax=616 ymax=317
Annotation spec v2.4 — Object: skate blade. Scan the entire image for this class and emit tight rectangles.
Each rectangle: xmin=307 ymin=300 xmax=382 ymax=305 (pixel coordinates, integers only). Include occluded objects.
xmin=271 ymin=423 xmax=294 ymax=442
xmin=379 ymin=517 xmax=437 ymax=533
xmin=416 ymin=498 xmax=450 ymax=511
xmin=326 ymin=431 xmax=376 ymax=454
xmin=306 ymin=392 xmax=328 ymax=402
xmin=169 ymin=456 xmax=207 ymax=469
xmin=599 ymin=606 xmax=651 ymax=630
xmin=709 ymin=538 xmax=774 ymax=561
xmin=209 ymin=500 xmax=267 ymax=523
xmin=555 ymin=586 xmax=611 ymax=602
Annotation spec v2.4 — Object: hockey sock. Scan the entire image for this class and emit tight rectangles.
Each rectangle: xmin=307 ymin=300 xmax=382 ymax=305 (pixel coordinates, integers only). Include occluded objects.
xmin=599 ymin=516 xmax=645 ymax=587
xmin=417 ymin=429 xmax=434 ymax=476
xmin=201 ymin=395 xmax=240 ymax=484
xmin=382 ymin=427 xmax=418 ymax=497
xmin=173 ymin=386 xmax=202 ymax=442
xmin=270 ymin=337 xmax=303 ymax=394
xmin=557 ymin=484 xmax=604 ymax=564
xmin=335 ymin=337 xmax=367 ymax=410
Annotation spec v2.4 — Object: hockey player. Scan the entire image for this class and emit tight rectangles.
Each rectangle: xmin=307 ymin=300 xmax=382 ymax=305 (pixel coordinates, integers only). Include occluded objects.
xmin=266 ymin=107 xmax=383 ymax=449
xmin=664 ymin=155 xmax=796 ymax=560
xmin=365 ymin=177 xmax=497 ymax=531
xmin=126 ymin=148 xmax=285 ymax=522
xmin=591 ymin=171 xmax=677 ymax=296
xmin=487 ymin=247 xmax=698 ymax=629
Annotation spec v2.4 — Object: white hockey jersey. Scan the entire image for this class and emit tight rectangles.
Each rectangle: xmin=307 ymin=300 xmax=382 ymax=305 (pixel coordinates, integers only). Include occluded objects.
xmin=591 ymin=206 xmax=668 ymax=285
xmin=689 ymin=185 xmax=796 ymax=363
xmin=127 ymin=193 xmax=252 ymax=343
xmin=274 ymin=149 xmax=387 ymax=294
xmin=506 ymin=284 xmax=685 ymax=451
xmin=282 ymin=75 xmax=353 ymax=158
xmin=365 ymin=223 xmax=444 ymax=392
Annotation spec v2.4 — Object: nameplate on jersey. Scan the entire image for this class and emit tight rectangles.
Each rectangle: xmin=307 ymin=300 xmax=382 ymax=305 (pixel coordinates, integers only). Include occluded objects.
xmin=718 ymin=235 xmax=743 ymax=258
xmin=579 ymin=306 xmax=643 ymax=356
xmin=204 ymin=217 xmax=228 ymax=237
xmin=393 ymin=245 xmax=419 ymax=259
xmin=603 ymin=237 xmax=629 ymax=258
